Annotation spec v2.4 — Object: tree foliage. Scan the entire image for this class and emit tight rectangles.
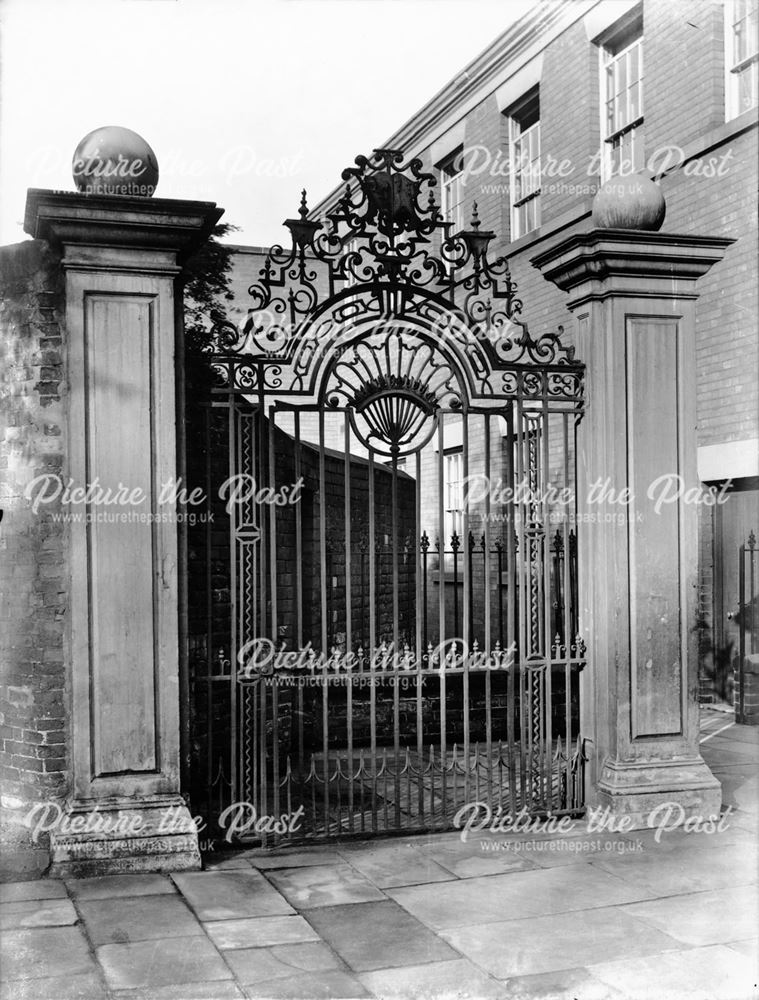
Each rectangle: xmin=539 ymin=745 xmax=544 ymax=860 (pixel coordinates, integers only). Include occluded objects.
xmin=183 ymin=221 xmax=238 ymax=358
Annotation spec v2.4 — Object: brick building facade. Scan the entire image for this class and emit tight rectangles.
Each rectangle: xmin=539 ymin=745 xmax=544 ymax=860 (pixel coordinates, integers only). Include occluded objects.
xmin=224 ymin=0 xmax=758 ymax=717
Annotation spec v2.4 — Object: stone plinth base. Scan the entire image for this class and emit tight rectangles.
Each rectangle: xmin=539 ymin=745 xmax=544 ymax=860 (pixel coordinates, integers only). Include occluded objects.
xmin=47 ymin=796 xmax=201 ymax=878
xmin=596 ymin=756 xmax=723 ymax=830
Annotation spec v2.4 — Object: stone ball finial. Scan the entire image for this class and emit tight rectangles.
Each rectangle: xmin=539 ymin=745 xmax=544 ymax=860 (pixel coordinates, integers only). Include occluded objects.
xmin=592 ymin=171 xmax=666 ymax=231
xmin=72 ymin=126 xmax=159 ymax=197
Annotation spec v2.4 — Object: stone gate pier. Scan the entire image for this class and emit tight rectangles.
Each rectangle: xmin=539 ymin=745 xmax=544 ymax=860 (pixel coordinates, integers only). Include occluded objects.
xmin=534 ymin=224 xmax=732 ymax=827
xmin=18 ymin=188 xmax=221 ymax=875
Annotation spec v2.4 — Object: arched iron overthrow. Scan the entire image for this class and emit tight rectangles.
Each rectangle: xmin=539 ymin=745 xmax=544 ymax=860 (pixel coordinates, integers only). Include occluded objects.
xmin=202 ymin=146 xmax=583 ymax=406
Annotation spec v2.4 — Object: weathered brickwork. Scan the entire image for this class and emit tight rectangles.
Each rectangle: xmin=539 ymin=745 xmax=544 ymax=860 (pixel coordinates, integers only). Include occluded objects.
xmin=539 ymin=18 xmax=600 ymax=225
xmin=0 ymin=240 xmax=69 ymax=876
xmin=281 ymin=0 xmax=756 ymax=710
xmin=644 ymin=0 xmax=725 ymax=153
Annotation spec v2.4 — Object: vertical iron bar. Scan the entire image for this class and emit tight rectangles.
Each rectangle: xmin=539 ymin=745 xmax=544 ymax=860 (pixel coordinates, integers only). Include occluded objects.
xmin=750 ymin=539 xmax=757 ymax=655
xmin=506 ymin=401 xmax=518 ymax=810
xmin=228 ymin=394 xmax=239 ymax=814
xmin=462 ymin=412 xmax=471 ymax=805
xmin=497 ymin=542 xmax=504 ymax=647
xmin=453 ymin=533 xmax=460 ymax=639
xmin=269 ymin=409 xmax=280 ymax=835
xmin=484 ymin=414 xmax=493 ymax=806
xmin=415 ymin=449 xmax=424 ymax=825
xmin=344 ymin=415 xmax=354 ymax=831
xmin=319 ymin=410 xmax=329 ymax=833
xmin=257 ymin=379 xmax=269 ymax=838
xmin=541 ymin=401 xmax=553 ymax=808
xmin=739 ymin=540 xmax=746 ymax=724
xmin=204 ymin=406 xmax=214 ymax=812
xmin=392 ymin=454 xmax=401 ymax=828
xmin=437 ymin=416 xmax=447 ymax=816
xmin=563 ymin=413 xmax=572 ymax=798
xmin=750 ymin=538 xmax=757 ymax=656
xmin=368 ymin=451 xmax=377 ymax=832
xmin=294 ymin=412 xmax=305 ymax=772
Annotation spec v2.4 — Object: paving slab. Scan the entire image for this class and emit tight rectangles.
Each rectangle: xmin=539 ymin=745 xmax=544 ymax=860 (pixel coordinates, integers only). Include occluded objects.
xmin=112 ymin=985 xmax=245 ymax=1000
xmin=337 ymin=840 xmax=455 ymax=887
xmin=487 ymin=832 xmax=638 ymax=870
xmin=387 ymin=863 xmax=654 ymax=930
xmin=265 ymin=863 xmax=385 ymax=909
xmin=411 ymin=836 xmax=543 ymax=879
xmin=620 ymin=883 xmax=759 ymax=947
xmin=590 ymin=840 xmax=758 ymax=894
xmin=304 ymin=899 xmax=459 ymax=972
xmin=246 ymin=849 xmax=344 ymax=870
xmin=498 ymin=966 xmax=632 ymax=1000
xmin=618 ymin=822 xmax=753 ymax=854
xmin=705 ymin=724 xmax=759 ymax=745
xmin=204 ymin=914 xmax=321 ymax=949
xmin=358 ymin=958 xmax=505 ymax=999
xmin=703 ymin=735 xmax=759 ymax=756
xmin=65 ymin=873 xmax=175 ymax=900
xmin=78 ymin=892 xmax=203 ymax=945
xmin=725 ymin=937 xmax=759 ymax=958
xmin=224 ymin=947 xmax=309 ymax=985
xmin=97 ymin=935 xmax=233 ymax=990
xmin=0 ymin=880 xmax=67 ymax=903
xmin=441 ymin=905 xmax=684 ymax=979
xmin=172 ymin=869 xmax=294 ymax=921
xmin=589 ymin=942 xmax=756 ymax=1000
xmin=269 ymin=941 xmax=346 ymax=973
xmin=202 ymin=854 xmax=254 ymax=871
xmin=0 ymin=972 xmax=106 ymax=1000
xmin=0 ymin=897 xmax=78 ymax=930
xmin=224 ymin=941 xmax=343 ymax=985
xmin=241 ymin=969 xmax=370 ymax=998
xmin=701 ymin=745 xmax=759 ymax=768
xmin=0 ymin=926 xmax=97 ymax=981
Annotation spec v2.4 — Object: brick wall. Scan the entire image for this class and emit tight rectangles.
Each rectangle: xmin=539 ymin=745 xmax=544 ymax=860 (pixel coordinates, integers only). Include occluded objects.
xmin=224 ymin=0 xmax=757 ymax=715
xmin=0 ymin=240 xmax=69 ymax=878
xmin=539 ymin=17 xmax=600 ymax=225
xmin=645 ymin=0 xmax=725 ymax=152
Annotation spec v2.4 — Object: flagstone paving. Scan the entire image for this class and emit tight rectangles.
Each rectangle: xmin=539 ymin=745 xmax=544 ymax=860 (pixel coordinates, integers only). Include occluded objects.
xmin=172 ymin=870 xmax=294 ymax=922
xmin=305 ymin=900 xmax=459 ymax=972
xmin=203 ymin=915 xmax=321 ymax=950
xmin=0 ymin=898 xmax=77 ymax=930
xmin=440 ymin=906 xmax=684 ymax=979
xmin=78 ymin=893 xmax=204 ymax=946
xmin=0 ymin=709 xmax=756 ymax=999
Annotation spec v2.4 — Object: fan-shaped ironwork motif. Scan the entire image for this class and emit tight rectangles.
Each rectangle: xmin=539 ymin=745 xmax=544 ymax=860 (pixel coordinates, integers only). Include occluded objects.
xmin=324 ymin=330 xmax=461 ymax=457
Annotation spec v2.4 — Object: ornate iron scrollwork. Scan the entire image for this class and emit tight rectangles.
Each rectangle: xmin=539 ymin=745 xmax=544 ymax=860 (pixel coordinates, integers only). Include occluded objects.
xmin=204 ymin=146 xmax=584 ymax=406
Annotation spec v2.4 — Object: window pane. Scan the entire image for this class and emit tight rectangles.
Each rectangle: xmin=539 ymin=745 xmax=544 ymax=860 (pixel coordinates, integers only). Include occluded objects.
xmin=629 ymin=42 xmax=639 ymax=82
xmin=735 ymin=22 xmax=746 ymax=64
xmin=738 ymin=63 xmax=758 ymax=111
xmin=618 ymin=53 xmax=628 ymax=94
xmin=630 ymin=81 xmax=640 ymax=121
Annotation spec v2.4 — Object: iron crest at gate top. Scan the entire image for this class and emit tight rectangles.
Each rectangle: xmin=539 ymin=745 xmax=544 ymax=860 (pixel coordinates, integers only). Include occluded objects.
xmin=205 ymin=147 xmax=584 ymax=405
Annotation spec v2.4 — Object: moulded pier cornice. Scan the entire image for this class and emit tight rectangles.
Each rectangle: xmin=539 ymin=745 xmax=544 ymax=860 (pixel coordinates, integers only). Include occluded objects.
xmin=531 ymin=229 xmax=735 ymax=302
xmin=24 ymin=188 xmax=223 ymax=260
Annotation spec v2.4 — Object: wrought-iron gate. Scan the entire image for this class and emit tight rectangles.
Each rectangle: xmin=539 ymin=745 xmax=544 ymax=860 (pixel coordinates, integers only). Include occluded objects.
xmin=186 ymin=149 xmax=586 ymax=845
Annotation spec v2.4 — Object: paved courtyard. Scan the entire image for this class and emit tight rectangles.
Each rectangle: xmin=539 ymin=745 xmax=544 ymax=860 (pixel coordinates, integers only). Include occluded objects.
xmin=1 ymin=709 xmax=756 ymax=1000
